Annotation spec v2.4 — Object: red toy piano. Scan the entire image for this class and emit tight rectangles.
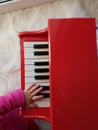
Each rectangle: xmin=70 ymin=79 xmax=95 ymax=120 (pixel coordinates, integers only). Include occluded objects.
xmin=19 ymin=18 xmax=98 ymax=130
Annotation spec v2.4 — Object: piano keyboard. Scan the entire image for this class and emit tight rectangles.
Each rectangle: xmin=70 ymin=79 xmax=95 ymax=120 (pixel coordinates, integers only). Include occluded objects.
xmin=24 ymin=41 xmax=50 ymax=107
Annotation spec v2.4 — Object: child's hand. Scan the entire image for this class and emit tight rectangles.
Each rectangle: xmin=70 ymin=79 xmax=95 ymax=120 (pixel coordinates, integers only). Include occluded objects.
xmin=24 ymin=83 xmax=43 ymax=107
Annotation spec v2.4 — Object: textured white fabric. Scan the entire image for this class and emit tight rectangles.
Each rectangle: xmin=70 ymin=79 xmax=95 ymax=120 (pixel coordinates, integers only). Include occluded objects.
xmin=0 ymin=0 xmax=98 ymax=129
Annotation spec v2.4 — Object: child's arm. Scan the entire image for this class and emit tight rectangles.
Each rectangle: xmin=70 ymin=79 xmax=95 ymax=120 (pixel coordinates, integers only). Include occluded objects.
xmin=0 ymin=89 xmax=24 ymax=116
xmin=0 ymin=84 xmax=43 ymax=116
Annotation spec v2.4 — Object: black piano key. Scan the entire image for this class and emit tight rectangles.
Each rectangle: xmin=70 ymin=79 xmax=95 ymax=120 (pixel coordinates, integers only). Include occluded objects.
xmin=37 ymin=93 xmax=50 ymax=98
xmin=33 ymin=44 xmax=48 ymax=49
xmin=0 ymin=0 xmax=13 ymax=4
xmin=35 ymin=68 xmax=49 ymax=73
xmin=34 ymin=61 xmax=49 ymax=66
xmin=35 ymin=75 xmax=49 ymax=80
xmin=41 ymin=86 xmax=49 ymax=90
xmin=34 ymin=51 xmax=48 ymax=56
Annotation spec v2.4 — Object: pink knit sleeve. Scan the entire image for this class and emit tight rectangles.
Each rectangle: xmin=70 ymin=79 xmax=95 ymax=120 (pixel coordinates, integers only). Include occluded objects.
xmin=0 ymin=89 xmax=25 ymax=116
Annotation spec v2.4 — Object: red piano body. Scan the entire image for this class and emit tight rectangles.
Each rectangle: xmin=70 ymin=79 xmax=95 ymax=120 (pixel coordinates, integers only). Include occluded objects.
xmin=19 ymin=18 xmax=98 ymax=130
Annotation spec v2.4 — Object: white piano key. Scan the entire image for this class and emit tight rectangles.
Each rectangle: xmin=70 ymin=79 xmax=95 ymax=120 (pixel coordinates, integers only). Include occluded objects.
xmin=38 ymin=82 xmax=49 ymax=86
xmin=24 ymin=58 xmax=49 ymax=65
xmin=25 ymin=70 xmax=35 ymax=75
xmin=34 ymin=49 xmax=48 ymax=52
xmin=25 ymin=65 xmax=48 ymax=71
xmin=25 ymin=71 xmax=49 ymax=77
xmin=25 ymin=77 xmax=49 ymax=84
xmin=24 ymin=52 xmax=49 ymax=59
xmin=34 ymin=98 xmax=50 ymax=107
xmin=24 ymin=42 xmax=48 ymax=48
xmin=25 ymin=82 xmax=49 ymax=87
xmin=25 ymin=65 xmax=49 ymax=71
xmin=25 ymin=65 xmax=49 ymax=70
xmin=24 ymin=47 xmax=33 ymax=52
xmin=25 ymin=64 xmax=34 ymax=70
xmin=41 ymin=90 xmax=50 ymax=94
xmin=24 ymin=52 xmax=48 ymax=58
xmin=24 ymin=48 xmax=49 ymax=53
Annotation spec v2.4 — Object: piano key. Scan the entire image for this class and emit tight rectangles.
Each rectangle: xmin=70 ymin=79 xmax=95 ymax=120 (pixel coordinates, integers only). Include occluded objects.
xmin=25 ymin=59 xmax=49 ymax=65
xmin=24 ymin=42 xmax=48 ymax=48
xmin=25 ymin=77 xmax=49 ymax=83
xmin=35 ymin=68 xmax=49 ymax=73
xmin=37 ymin=93 xmax=50 ymax=98
xmin=25 ymin=83 xmax=49 ymax=89
xmin=24 ymin=47 xmax=33 ymax=52
xmin=24 ymin=43 xmax=33 ymax=48
xmin=25 ymin=81 xmax=50 ymax=86
xmin=34 ymin=51 xmax=48 ymax=56
xmin=35 ymin=75 xmax=49 ymax=80
xmin=33 ymin=98 xmax=50 ymax=107
xmin=25 ymin=74 xmax=49 ymax=78
xmin=25 ymin=81 xmax=49 ymax=85
xmin=33 ymin=44 xmax=48 ymax=49
xmin=25 ymin=65 xmax=34 ymax=70
xmin=24 ymin=47 xmax=49 ymax=53
xmin=25 ymin=70 xmax=34 ymax=76
xmin=37 ymin=89 xmax=50 ymax=93
xmin=25 ymin=70 xmax=49 ymax=77
xmin=34 ymin=61 xmax=49 ymax=66
xmin=41 ymin=85 xmax=49 ymax=90
xmin=24 ymin=52 xmax=49 ymax=59
xmin=25 ymin=65 xmax=49 ymax=71
xmin=39 ymin=82 xmax=49 ymax=86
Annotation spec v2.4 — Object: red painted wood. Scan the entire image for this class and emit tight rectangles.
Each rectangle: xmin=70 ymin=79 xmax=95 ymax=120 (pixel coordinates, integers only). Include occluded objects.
xmin=48 ymin=18 xmax=98 ymax=130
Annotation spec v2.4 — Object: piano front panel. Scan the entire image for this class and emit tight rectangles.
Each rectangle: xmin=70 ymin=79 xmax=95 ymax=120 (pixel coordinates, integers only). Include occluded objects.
xmin=48 ymin=18 xmax=98 ymax=130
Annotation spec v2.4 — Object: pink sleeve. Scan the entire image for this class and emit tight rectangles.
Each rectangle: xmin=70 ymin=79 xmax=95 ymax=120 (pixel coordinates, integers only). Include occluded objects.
xmin=0 ymin=89 xmax=25 ymax=116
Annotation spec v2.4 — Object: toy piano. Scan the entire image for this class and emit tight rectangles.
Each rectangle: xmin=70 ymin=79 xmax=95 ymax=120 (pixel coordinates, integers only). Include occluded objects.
xmin=19 ymin=18 xmax=98 ymax=130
